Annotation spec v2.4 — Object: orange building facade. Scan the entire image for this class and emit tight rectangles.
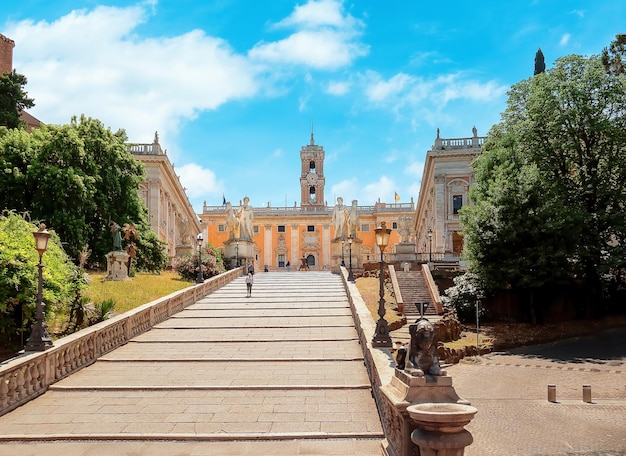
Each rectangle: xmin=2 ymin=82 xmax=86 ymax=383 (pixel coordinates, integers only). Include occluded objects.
xmin=200 ymin=134 xmax=416 ymax=272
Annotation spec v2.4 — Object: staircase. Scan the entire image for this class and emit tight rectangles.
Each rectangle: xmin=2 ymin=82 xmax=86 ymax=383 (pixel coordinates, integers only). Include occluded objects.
xmin=395 ymin=269 xmax=437 ymax=321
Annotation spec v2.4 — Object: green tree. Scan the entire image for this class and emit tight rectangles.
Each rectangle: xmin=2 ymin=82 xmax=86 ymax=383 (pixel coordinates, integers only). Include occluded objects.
xmin=601 ymin=33 xmax=626 ymax=75
xmin=461 ymin=54 xmax=626 ymax=318
xmin=0 ymin=115 xmax=150 ymax=264
xmin=534 ymin=48 xmax=546 ymax=75
xmin=0 ymin=211 xmax=86 ymax=343
xmin=134 ymin=230 xmax=169 ymax=273
xmin=0 ymin=70 xmax=35 ymax=129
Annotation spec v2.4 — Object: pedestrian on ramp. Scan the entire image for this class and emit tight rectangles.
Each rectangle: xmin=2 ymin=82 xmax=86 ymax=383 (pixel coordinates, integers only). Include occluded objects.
xmin=246 ymin=272 xmax=253 ymax=297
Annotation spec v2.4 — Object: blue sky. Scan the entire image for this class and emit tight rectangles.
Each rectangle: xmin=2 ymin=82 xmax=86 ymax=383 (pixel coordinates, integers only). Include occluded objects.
xmin=3 ymin=1 xmax=624 ymax=213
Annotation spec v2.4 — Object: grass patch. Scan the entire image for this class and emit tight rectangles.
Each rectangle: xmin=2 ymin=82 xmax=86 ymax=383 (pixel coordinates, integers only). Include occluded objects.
xmin=355 ymin=277 xmax=405 ymax=327
xmin=84 ymin=270 xmax=192 ymax=314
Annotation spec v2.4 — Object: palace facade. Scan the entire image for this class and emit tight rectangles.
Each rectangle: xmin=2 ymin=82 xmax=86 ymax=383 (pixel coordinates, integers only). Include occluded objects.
xmin=199 ymin=133 xmax=416 ymax=272
xmin=131 ymin=133 xmax=201 ymax=259
xmin=414 ymin=128 xmax=485 ymax=266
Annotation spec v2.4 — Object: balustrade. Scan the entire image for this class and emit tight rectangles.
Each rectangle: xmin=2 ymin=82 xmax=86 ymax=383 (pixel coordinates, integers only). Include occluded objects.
xmin=0 ymin=267 xmax=241 ymax=417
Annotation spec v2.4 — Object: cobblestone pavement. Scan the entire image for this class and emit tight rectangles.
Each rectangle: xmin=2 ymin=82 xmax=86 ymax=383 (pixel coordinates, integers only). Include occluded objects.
xmin=445 ymin=333 xmax=626 ymax=456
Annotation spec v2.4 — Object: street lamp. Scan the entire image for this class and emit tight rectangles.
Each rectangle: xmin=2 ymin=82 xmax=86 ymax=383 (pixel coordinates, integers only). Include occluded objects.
xmin=341 ymin=239 xmax=345 ymax=267
xmin=25 ymin=224 xmax=53 ymax=351
xmin=427 ymin=228 xmax=433 ymax=263
xmin=372 ymin=221 xmax=392 ymax=348
xmin=196 ymin=233 xmax=204 ymax=284
xmin=235 ymin=240 xmax=239 ymax=268
xmin=347 ymin=235 xmax=355 ymax=282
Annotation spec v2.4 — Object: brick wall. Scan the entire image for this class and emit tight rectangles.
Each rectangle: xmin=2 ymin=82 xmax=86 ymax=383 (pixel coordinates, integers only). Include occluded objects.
xmin=0 ymin=34 xmax=15 ymax=74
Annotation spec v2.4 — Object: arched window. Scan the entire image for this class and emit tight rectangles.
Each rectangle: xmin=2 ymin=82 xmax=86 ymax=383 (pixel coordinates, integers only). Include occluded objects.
xmin=309 ymin=161 xmax=316 ymax=173
xmin=309 ymin=186 xmax=316 ymax=203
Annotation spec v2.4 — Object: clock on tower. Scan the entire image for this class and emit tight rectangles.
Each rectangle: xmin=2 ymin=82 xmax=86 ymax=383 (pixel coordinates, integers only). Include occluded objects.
xmin=300 ymin=132 xmax=325 ymax=210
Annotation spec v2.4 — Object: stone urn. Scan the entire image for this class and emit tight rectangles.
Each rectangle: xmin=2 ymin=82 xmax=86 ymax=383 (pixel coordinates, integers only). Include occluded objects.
xmin=407 ymin=402 xmax=477 ymax=456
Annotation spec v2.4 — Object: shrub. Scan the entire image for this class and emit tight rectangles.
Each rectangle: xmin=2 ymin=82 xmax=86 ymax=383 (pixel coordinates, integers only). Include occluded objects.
xmin=441 ymin=272 xmax=486 ymax=324
xmin=172 ymin=245 xmax=225 ymax=282
xmin=134 ymin=229 xmax=168 ymax=273
xmin=0 ymin=211 xmax=86 ymax=340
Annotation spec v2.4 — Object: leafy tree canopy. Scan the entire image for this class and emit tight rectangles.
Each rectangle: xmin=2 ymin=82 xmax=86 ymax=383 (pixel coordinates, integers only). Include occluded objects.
xmin=0 ymin=70 xmax=35 ymax=129
xmin=0 ymin=115 xmax=150 ymax=264
xmin=461 ymin=53 xmax=626 ymax=316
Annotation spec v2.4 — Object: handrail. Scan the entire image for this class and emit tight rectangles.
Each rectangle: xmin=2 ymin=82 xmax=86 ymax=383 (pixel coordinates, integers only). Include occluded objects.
xmin=0 ymin=267 xmax=242 ymax=417
xmin=421 ymin=264 xmax=443 ymax=314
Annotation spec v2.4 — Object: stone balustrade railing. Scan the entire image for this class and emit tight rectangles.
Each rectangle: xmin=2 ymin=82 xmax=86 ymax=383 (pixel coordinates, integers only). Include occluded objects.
xmin=0 ymin=267 xmax=243 ymax=417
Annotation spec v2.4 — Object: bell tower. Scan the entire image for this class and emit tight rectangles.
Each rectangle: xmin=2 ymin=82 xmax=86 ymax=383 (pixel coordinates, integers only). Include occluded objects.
xmin=300 ymin=130 xmax=325 ymax=210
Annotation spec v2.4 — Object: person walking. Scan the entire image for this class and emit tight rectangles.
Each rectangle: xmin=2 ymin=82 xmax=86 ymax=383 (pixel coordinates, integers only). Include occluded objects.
xmin=246 ymin=272 xmax=253 ymax=297
xmin=286 ymin=261 xmax=290 ymax=272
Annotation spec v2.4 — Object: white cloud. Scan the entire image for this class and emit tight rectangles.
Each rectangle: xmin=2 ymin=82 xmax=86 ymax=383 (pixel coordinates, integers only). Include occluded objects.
xmin=275 ymin=0 xmax=353 ymax=29
xmin=405 ymin=161 xmax=424 ymax=179
xmin=176 ymin=163 xmax=222 ymax=199
xmin=330 ymin=178 xmax=358 ymax=203
xmin=326 ymin=80 xmax=350 ymax=95
xmin=365 ymin=72 xmax=416 ymax=103
xmin=361 ymin=175 xmax=395 ymax=205
xmin=249 ymin=29 xmax=367 ymax=70
xmin=560 ymin=33 xmax=571 ymax=47
xmin=5 ymin=4 xmax=258 ymax=153
xmin=251 ymin=0 xmax=368 ymax=70
xmin=361 ymin=71 xmax=507 ymax=125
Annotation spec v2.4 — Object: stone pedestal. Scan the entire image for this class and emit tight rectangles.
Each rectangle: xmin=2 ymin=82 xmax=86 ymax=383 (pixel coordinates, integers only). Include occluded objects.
xmin=331 ymin=238 xmax=361 ymax=270
xmin=224 ymin=239 xmax=255 ymax=267
xmin=396 ymin=242 xmax=416 ymax=262
xmin=380 ymin=369 xmax=470 ymax=456
xmin=106 ymin=251 xmax=130 ymax=281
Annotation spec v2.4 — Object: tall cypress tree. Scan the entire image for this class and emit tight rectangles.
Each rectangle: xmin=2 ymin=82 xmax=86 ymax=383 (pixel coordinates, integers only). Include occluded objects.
xmin=534 ymin=48 xmax=546 ymax=75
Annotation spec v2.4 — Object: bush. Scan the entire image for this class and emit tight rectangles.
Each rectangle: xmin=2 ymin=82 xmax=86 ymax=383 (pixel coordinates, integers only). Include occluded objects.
xmin=441 ymin=272 xmax=486 ymax=324
xmin=134 ymin=229 xmax=168 ymax=273
xmin=0 ymin=211 xmax=86 ymax=340
xmin=172 ymin=245 xmax=225 ymax=282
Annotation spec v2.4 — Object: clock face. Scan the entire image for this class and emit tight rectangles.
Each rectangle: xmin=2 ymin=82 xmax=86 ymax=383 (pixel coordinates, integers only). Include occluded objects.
xmin=306 ymin=173 xmax=318 ymax=184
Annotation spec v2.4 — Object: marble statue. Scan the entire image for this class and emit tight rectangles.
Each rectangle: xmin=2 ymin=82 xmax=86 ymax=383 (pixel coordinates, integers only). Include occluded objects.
xmin=398 ymin=215 xmax=412 ymax=243
xmin=237 ymin=196 xmax=254 ymax=241
xmin=225 ymin=202 xmax=240 ymax=239
xmin=331 ymin=196 xmax=349 ymax=239
xmin=348 ymin=199 xmax=359 ymax=239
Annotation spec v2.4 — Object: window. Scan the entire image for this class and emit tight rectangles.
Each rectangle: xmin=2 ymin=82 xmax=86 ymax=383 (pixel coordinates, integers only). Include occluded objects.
xmin=278 ymin=254 xmax=285 ymax=267
xmin=360 ymin=224 xmax=370 ymax=232
xmin=309 ymin=160 xmax=316 ymax=172
xmin=253 ymin=226 xmax=259 ymax=234
xmin=392 ymin=222 xmax=398 ymax=229
xmin=309 ymin=186 xmax=316 ymax=203
xmin=277 ymin=225 xmax=286 ymax=233
xmin=453 ymin=195 xmax=463 ymax=214
xmin=218 ymin=224 xmax=226 ymax=232
xmin=307 ymin=225 xmax=315 ymax=232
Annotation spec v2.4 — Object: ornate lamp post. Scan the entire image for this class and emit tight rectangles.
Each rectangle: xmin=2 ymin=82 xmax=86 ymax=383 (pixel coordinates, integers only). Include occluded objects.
xmin=427 ymin=228 xmax=433 ymax=263
xmin=235 ymin=240 xmax=239 ymax=268
xmin=341 ymin=239 xmax=345 ymax=267
xmin=195 ymin=233 xmax=204 ymax=284
xmin=347 ymin=235 xmax=355 ymax=282
xmin=372 ymin=221 xmax=392 ymax=348
xmin=25 ymin=224 xmax=54 ymax=351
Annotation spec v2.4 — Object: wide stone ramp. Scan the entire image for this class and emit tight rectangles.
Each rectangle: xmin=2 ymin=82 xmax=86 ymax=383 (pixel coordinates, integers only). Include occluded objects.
xmin=0 ymin=271 xmax=383 ymax=455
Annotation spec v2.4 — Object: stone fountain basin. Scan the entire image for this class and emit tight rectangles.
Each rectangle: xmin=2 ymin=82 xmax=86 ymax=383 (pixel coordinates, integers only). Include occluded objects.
xmin=407 ymin=403 xmax=477 ymax=433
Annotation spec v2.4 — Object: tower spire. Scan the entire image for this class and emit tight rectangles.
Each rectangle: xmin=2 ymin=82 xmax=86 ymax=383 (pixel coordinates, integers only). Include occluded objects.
xmin=310 ymin=117 xmax=315 ymax=145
